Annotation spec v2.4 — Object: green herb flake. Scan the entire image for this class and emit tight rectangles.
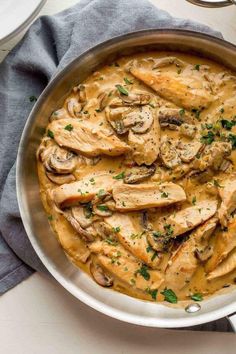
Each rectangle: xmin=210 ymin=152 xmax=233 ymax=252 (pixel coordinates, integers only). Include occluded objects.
xmin=164 ymin=224 xmax=174 ymax=237
xmin=153 ymin=230 xmax=162 ymax=238
xmin=115 ymin=84 xmax=129 ymax=96
xmin=97 ymin=189 xmax=105 ymax=198
xmin=192 ymin=196 xmax=197 ymax=205
xmin=200 ymin=130 xmax=215 ymax=145
xmin=113 ymin=226 xmax=121 ymax=233
xmin=194 ymin=64 xmax=201 ymax=71
xmin=190 ymin=293 xmax=203 ymax=302
xmin=89 ymin=178 xmax=96 ymax=185
xmin=213 ymin=179 xmax=223 ymax=188
xmin=220 ymin=108 xmax=225 ymax=114
xmin=29 ymin=95 xmax=37 ymax=102
xmin=105 ymin=237 xmax=118 ymax=246
xmin=146 ymin=287 xmax=158 ymax=300
xmin=136 ymin=264 xmax=150 ymax=281
xmin=124 ymin=77 xmax=133 ymax=85
xmin=47 ymin=129 xmax=54 ymax=139
xmin=83 ymin=202 xmax=93 ymax=219
xmin=161 ymin=191 xmax=169 ymax=198
xmin=97 ymin=205 xmax=109 ymax=212
xmin=221 ymin=119 xmax=236 ymax=130
xmin=64 ymin=124 xmax=73 ymax=131
xmin=228 ymin=134 xmax=236 ymax=149
xmin=161 ymin=288 xmax=178 ymax=303
xmin=146 ymin=245 xmax=153 ymax=253
xmin=130 ymin=278 xmax=136 ymax=285
xmin=113 ymin=171 xmax=125 ymax=180
xmin=179 ymin=108 xmax=185 ymax=117
xmin=47 ymin=215 xmax=53 ymax=221
xmin=151 ymin=252 xmax=158 ymax=262
xmin=177 ymin=68 xmax=182 ymax=75
xmin=95 ymin=108 xmax=102 ymax=113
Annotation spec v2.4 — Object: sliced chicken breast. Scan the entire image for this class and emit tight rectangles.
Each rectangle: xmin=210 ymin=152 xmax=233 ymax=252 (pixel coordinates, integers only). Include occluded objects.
xmin=218 ymin=178 xmax=236 ymax=227
xmin=48 ymin=118 xmax=131 ymax=157
xmin=205 ymin=218 xmax=236 ymax=273
xmin=165 ymin=217 xmax=217 ymax=290
xmin=129 ymin=67 xmax=214 ymax=110
xmin=51 ymin=173 xmax=119 ymax=208
xmin=207 ymin=249 xmax=236 ymax=280
xmin=104 ymin=213 xmax=161 ymax=268
xmin=112 ymin=182 xmax=186 ymax=211
xmin=165 ymin=200 xmax=218 ymax=238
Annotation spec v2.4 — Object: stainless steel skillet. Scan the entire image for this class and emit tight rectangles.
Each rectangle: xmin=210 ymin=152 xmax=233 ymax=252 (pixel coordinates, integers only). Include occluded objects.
xmin=16 ymin=29 xmax=236 ymax=330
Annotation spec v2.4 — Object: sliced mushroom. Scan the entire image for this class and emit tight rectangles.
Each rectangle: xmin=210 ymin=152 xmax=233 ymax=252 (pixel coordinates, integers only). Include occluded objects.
xmin=93 ymin=204 xmax=113 ymax=217
xmin=152 ymin=56 xmax=187 ymax=70
xmin=160 ymin=138 xmax=181 ymax=169
xmin=90 ymin=262 xmax=113 ymax=287
xmin=124 ymin=164 xmax=156 ymax=184
xmin=177 ymin=141 xmax=203 ymax=163
xmin=158 ymin=108 xmax=193 ymax=130
xmin=130 ymin=106 xmax=154 ymax=134
xmin=63 ymin=210 xmax=95 ymax=242
xmin=46 ymin=172 xmax=76 ymax=185
xmin=71 ymin=206 xmax=94 ymax=228
xmin=66 ymin=97 xmax=82 ymax=118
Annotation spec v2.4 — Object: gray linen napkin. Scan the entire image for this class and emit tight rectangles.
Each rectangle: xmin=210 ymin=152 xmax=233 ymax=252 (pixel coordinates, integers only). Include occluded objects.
xmin=0 ymin=0 xmax=231 ymax=332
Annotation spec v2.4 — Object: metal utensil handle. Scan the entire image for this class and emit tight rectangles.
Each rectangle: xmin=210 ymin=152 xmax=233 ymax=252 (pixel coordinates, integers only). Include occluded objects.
xmin=227 ymin=313 xmax=236 ymax=332
xmin=186 ymin=0 xmax=235 ymax=7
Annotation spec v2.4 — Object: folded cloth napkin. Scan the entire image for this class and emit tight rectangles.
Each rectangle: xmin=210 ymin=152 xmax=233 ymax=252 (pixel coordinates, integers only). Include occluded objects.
xmin=0 ymin=0 xmax=231 ymax=332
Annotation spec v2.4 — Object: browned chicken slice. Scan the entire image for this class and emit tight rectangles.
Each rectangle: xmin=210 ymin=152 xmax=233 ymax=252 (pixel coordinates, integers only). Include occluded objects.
xmin=104 ymin=213 xmax=161 ymax=268
xmin=218 ymin=178 xmax=236 ymax=227
xmin=129 ymin=66 xmax=214 ymax=110
xmin=51 ymin=173 xmax=119 ymax=208
xmin=127 ymin=106 xmax=161 ymax=165
xmin=165 ymin=217 xmax=217 ymax=290
xmin=165 ymin=200 xmax=218 ymax=238
xmin=48 ymin=118 xmax=131 ymax=157
xmin=207 ymin=249 xmax=236 ymax=280
xmin=112 ymin=182 xmax=186 ymax=211
xmin=89 ymin=241 xmax=164 ymax=292
xmin=205 ymin=218 xmax=236 ymax=273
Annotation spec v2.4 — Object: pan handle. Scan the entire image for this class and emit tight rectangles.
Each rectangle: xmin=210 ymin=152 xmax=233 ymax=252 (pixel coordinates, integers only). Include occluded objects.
xmin=186 ymin=0 xmax=235 ymax=7
xmin=227 ymin=313 xmax=236 ymax=332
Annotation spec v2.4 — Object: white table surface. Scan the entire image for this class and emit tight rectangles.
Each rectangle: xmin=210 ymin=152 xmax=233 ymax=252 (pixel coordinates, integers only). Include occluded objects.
xmin=1 ymin=1 xmax=236 ymax=353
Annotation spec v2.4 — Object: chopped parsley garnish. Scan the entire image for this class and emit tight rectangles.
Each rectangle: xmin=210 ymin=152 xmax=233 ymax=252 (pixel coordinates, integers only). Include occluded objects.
xmin=221 ymin=119 xmax=236 ymax=130
xmin=177 ymin=68 xmax=182 ymax=75
xmin=213 ymin=179 xmax=223 ymax=188
xmin=228 ymin=134 xmax=236 ymax=149
xmin=194 ymin=64 xmax=201 ymax=71
xmin=47 ymin=215 xmax=53 ymax=221
xmin=95 ymin=108 xmax=102 ymax=113
xmin=113 ymin=171 xmax=125 ymax=180
xmin=146 ymin=288 xmax=158 ymax=300
xmin=161 ymin=191 xmax=169 ymax=198
xmin=115 ymin=84 xmax=129 ymax=96
xmin=151 ymin=252 xmax=158 ymax=261
xmin=97 ymin=189 xmax=106 ymax=198
xmin=83 ymin=202 xmax=93 ymax=219
xmin=130 ymin=278 xmax=136 ymax=285
xmin=220 ymin=108 xmax=225 ymax=114
xmin=200 ymin=130 xmax=215 ymax=145
xmin=146 ymin=245 xmax=153 ymax=253
xmin=192 ymin=108 xmax=201 ymax=119
xmin=97 ymin=205 xmax=109 ymax=212
xmin=90 ymin=178 xmax=96 ymax=185
xmin=47 ymin=129 xmax=54 ymax=139
xmin=105 ymin=237 xmax=118 ymax=246
xmin=124 ymin=77 xmax=133 ymax=85
xmin=64 ymin=124 xmax=73 ymax=131
xmin=83 ymin=110 xmax=88 ymax=114
xmin=136 ymin=264 xmax=150 ymax=281
xmin=164 ymin=224 xmax=174 ymax=237
xmin=192 ymin=196 xmax=197 ymax=205
xmin=29 ymin=95 xmax=37 ymax=102
xmin=113 ymin=226 xmax=121 ymax=233
xmin=190 ymin=293 xmax=203 ymax=302
xmin=153 ymin=231 xmax=162 ymax=238
xmin=179 ymin=108 xmax=185 ymax=117
xmin=161 ymin=288 xmax=178 ymax=303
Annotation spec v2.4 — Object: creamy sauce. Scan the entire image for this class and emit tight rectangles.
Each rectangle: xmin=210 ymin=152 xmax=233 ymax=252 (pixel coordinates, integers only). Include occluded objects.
xmin=37 ymin=51 xmax=236 ymax=305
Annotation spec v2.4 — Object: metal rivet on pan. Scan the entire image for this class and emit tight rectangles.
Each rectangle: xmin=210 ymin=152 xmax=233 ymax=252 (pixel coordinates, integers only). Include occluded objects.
xmin=185 ymin=303 xmax=201 ymax=313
